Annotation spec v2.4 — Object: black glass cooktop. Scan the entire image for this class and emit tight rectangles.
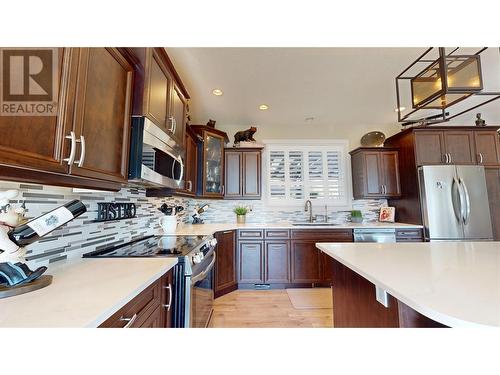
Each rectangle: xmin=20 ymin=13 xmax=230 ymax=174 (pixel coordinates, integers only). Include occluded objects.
xmin=82 ymin=235 xmax=207 ymax=258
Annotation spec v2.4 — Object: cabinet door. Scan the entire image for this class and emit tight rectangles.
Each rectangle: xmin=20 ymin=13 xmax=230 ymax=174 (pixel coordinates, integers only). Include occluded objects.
xmin=290 ymin=241 xmax=321 ymax=283
xmin=0 ymin=48 xmax=76 ymax=174
xmin=265 ymin=241 xmax=290 ymax=283
xmin=224 ymin=150 xmax=242 ymax=197
xmin=139 ymin=306 xmax=162 ymax=328
xmin=242 ymin=151 xmax=261 ymax=198
xmin=70 ymin=48 xmax=133 ymax=183
xmin=414 ymin=131 xmax=445 ymax=165
xmin=170 ymin=84 xmax=186 ymax=144
xmin=474 ymin=131 xmax=500 ymax=166
xmin=146 ymin=50 xmax=171 ymax=131
xmin=238 ymin=241 xmax=264 ymax=283
xmin=184 ymin=131 xmax=197 ymax=194
xmin=203 ymin=132 xmax=225 ymax=197
xmin=364 ymin=152 xmax=383 ymax=196
xmin=380 ymin=151 xmax=401 ymax=197
xmin=443 ymin=131 xmax=475 ymax=164
xmin=215 ymin=230 xmax=237 ymax=294
xmin=485 ymin=167 xmax=500 ymax=240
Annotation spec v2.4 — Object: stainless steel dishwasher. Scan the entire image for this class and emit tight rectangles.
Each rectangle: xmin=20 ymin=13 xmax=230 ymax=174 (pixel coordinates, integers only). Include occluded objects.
xmin=353 ymin=228 xmax=396 ymax=243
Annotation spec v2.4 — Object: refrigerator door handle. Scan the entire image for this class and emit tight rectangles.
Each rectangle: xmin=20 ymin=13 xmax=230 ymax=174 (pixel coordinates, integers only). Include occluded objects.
xmin=451 ymin=177 xmax=463 ymax=222
xmin=459 ymin=178 xmax=471 ymax=225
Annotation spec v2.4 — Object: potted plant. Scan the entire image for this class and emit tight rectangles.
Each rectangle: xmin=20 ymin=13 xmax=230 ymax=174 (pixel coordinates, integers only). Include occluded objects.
xmin=350 ymin=210 xmax=363 ymax=223
xmin=233 ymin=205 xmax=250 ymax=224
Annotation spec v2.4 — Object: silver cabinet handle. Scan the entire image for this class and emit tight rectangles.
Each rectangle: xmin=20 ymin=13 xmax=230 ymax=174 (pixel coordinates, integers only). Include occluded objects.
xmin=448 ymin=153 xmax=452 ymax=164
xmin=163 ymin=283 xmax=172 ymax=311
xmin=222 ymin=230 xmax=233 ymax=234
xmin=64 ymin=131 xmax=77 ymax=165
xmin=167 ymin=116 xmax=175 ymax=132
xmin=119 ymin=313 xmax=138 ymax=328
xmin=187 ymin=180 xmax=192 ymax=191
xmin=172 ymin=118 xmax=177 ymax=135
xmin=221 ymin=185 xmax=225 ymax=195
xmin=75 ymin=135 xmax=86 ymax=167
xmin=478 ymin=153 xmax=484 ymax=164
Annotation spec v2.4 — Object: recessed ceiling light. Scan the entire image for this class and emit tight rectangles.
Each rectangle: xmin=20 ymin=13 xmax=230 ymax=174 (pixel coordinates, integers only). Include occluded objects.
xmin=212 ymin=89 xmax=223 ymax=96
xmin=394 ymin=106 xmax=406 ymax=112
xmin=259 ymin=104 xmax=269 ymax=110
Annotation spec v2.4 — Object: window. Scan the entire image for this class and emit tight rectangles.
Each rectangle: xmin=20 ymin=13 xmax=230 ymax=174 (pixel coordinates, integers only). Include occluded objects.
xmin=263 ymin=140 xmax=351 ymax=207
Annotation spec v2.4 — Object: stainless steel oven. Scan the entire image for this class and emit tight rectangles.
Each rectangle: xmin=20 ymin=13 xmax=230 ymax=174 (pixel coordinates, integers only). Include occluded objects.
xmin=186 ymin=250 xmax=216 ymax=328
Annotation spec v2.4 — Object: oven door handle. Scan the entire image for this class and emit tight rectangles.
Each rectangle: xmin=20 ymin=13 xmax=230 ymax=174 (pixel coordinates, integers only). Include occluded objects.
xmin=190 ymin=252 xmax=216 ymax=284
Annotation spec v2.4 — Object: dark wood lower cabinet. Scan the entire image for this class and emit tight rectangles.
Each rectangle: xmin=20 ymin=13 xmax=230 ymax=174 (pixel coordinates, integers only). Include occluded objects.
xmin=100 ymin=269 xmax=173 ymax=328
xmin=265 ymin=241 xmax=290 ymax=283
xmin=215 ymin=230 xmax=238 ymax=298
xmin=331 ymin=258 xmax=445 ymax=328
xmin=238 ymin=241 xmax=264 ymax=283
xmin=290 ymin=241 xmax=322 ymax=283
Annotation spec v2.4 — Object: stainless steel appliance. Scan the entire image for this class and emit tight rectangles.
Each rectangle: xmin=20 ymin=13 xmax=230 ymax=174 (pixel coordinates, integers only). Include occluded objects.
xmin=83 ymin=234 xmax=217 ymax=328
xmin=128 ymin=117 xmax=185 ymax=189
xmin=418 ymin=165 xmax=493 ymax=241
xmin=353 ymin=228 xmax=396 ymax=243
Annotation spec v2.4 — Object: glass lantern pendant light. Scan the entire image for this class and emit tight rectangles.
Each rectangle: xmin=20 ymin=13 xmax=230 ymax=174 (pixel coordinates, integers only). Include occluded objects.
xmin=411 ymin=48 xmax=483 ymax=109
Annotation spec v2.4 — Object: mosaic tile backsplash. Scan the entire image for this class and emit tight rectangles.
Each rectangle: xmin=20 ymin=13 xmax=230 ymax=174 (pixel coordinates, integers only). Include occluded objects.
xmin=1 ymin=180 xmax=386 ymax=267
xmin=185 ymin=198 xmax=388 ymax=225
xmin=0 ymin=181 xmax=190 ymax=268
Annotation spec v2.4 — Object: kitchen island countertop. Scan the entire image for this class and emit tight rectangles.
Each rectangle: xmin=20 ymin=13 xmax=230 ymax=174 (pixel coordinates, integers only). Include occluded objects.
xmin=0 ymin=258 xmax=177 ymax=327
xmin=317 ymin=241 xmax=500 ymax=328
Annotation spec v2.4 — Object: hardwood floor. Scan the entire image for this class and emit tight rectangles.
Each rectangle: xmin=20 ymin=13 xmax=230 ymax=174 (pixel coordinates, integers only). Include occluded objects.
xmin=209 ymin=289 xmax=334 ymax=328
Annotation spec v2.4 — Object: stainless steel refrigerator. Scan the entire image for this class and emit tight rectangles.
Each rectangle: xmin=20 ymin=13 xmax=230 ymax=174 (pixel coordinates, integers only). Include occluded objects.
xmin=418 ymin=165 xmax=493 ymax=241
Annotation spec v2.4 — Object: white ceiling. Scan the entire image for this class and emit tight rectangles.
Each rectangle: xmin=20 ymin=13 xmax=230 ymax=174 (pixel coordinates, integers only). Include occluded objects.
xmin=167 ymin=48 xmax=500 ymax=146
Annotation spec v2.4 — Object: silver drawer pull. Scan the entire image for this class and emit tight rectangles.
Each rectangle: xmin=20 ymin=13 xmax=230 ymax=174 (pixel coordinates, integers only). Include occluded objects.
xmin=75 ymin=135 xmax=86 ymax=167
xmin=163 ymin=283 xmax=172 ymax=311
xmin=64 ymin=131 xmax=77 ymax=165
xmin=119 ymin=313 xmax=138 ymax=328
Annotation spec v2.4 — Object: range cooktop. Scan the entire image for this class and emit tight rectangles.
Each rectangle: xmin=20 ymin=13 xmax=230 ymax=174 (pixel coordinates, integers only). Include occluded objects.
xmin=82 ymin=235 xmax=209 ymax=258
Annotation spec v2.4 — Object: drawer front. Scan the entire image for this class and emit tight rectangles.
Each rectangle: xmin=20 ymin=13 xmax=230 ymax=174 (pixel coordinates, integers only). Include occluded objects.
xmin=290 ymin=229 xmax=353 ymax=241
xmin=100 ymin=278 xmax=161 ymax=328
xmin=238 ymin=229 xmax=264 ymax=239
xmin=264 ymin=229 xmax=290 ymax=239
xmin=396 ymin=229 xmax=423 ymax=242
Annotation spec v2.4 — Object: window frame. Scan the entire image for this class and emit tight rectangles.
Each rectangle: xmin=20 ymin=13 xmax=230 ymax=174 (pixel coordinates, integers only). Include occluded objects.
xmin=262 ymin=139 xmax=352 ymax=209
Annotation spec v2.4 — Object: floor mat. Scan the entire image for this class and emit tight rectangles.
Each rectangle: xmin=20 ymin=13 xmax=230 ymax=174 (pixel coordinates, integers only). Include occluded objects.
xmin=286 ymin=288 xmax=332 ymax=309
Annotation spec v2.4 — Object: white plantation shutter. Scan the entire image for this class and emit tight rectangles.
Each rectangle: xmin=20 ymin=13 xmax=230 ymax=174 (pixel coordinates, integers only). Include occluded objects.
xmin=264 ymin=141 xmax=349 ymax=207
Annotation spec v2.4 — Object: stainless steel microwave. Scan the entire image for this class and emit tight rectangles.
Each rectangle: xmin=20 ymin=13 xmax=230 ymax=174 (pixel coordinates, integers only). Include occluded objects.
xmin=128 ymin=117 xmax=184 ymax=189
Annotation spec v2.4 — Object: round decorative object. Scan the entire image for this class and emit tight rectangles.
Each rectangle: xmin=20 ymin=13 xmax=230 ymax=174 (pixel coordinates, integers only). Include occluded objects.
xmin=360 ymin=131 xmax=386 ymax=147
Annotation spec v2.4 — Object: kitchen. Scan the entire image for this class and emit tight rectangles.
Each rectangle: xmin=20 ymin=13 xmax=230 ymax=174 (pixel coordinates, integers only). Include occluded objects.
xmin=1 ymin=3 xmax=500 ymax=373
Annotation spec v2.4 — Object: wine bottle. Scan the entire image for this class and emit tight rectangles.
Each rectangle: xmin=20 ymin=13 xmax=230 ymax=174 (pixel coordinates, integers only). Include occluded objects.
xmin=8 ymin=200 xmax=87 ymax=247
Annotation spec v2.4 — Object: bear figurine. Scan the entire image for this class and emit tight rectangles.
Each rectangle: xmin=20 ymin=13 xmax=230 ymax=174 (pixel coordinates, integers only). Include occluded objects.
xmin=234 ymin=126 xmax=257 ymax=144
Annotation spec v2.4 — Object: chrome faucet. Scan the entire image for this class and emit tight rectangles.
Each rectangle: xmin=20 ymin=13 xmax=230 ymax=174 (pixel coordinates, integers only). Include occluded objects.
xmin=304 ymin=200 xmax=313 ymax=223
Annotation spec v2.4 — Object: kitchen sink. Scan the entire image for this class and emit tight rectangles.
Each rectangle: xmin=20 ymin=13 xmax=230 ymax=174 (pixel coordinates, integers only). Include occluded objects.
xmin=291 ymin=222 xmax=339 ymax=226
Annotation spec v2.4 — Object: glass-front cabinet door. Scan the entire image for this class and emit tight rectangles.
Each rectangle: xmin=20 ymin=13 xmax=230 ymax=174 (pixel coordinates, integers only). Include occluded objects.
xmin=203 ymin=132 xmax=224 ymax=196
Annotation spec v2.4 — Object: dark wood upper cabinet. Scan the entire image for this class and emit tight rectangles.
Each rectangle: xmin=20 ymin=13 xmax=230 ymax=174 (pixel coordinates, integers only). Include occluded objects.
xmin=70 ymin=48 xmax=133 ymax=183
xmin=237 ymin=241 xmax=264 ymax=284
xmin=443 ymin=131 xmax=476 ymax=164
xmin=224 ymin=148 xmax=262 ymax=199
xmin=0 ymin=48 xmax=76 ymax=174
xmin=215 ymin=230 xmax=237 ymax=298
xmin=127 ymin=48 xmax=189 ymax=146
xmin=474 ymin=130 xmax=500 ymax=166
xmin=191 ymin=125 xmax=229 ymax=198
xmin=350 ymin=147 xmax=401 ymax=199
xmin=264 ymin=241 xmax=290 ymax=283
xmin=414 ymin=131 xmax=445 ymax=165
xmin=182 ymin=127 xmax=198 ymax=195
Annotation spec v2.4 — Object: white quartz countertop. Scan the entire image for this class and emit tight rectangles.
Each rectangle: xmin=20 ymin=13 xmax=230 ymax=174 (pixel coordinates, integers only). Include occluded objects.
xmin=0 ymin=258 xmax=177 ymax=327
xmin=316 ymin=242 xmax=500 ymax=328
xmin=174 ymin=222 xmax=422 ymax=236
